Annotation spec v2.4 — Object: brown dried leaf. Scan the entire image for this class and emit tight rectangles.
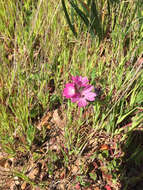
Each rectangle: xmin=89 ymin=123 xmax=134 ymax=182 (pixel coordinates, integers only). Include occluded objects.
xmin=137 ymin=57 xmax=143 ymax=67
xmin=60 ymin=168 xmax=66 ymax=179
xmin=52 ymin=109 xmax=66 ymax=128
xmin=71 ymin=164 xmax=79 ymax=175
xmin=100 ymin=144 xmax=110 ymax=151
xmin=93 ymin=187 xmax=100 ymax=190
xmin=21 ymin=182 xmax=27 ymax=190
xmin=28 ymin=167 xmax=39 ymax=180
xmin=37 ymin=111 xmax=52 ymax=130
xmin=0 ymin=158 xmax=7 ymax=167
xmin=33 ymin=187 xmax=41 ymax=190
xmin=56 ymin=182 xmax=65 ymax=190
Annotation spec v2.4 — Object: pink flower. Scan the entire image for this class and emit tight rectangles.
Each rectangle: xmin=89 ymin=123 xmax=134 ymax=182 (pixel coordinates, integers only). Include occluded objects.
xmin=63 ymin=76 xmax=97 ymax=107
xmin=72 ymin=76 xmax=89 ymax=87
xmin=71 ymin=85 xmax=97 ymax=107
xmin=63 ymin=83 xmax=76 ymax=98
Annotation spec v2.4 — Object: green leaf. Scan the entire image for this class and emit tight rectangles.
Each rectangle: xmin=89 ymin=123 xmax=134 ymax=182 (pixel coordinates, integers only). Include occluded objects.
xmin=69 ymin=0 xmax=90 ymax=27
xmin=135 ymin=90 xmax=143 ymax=105
xmin=130 ymin=81 xmax=143 ymax=106
xmin=117 ymin=107 xmax=137 ymax=124
xmin=61 ymin=0 xmax=77 ymax=37
xmin=90 ymin=0 xmax=102 ymax=39
xmin=78 ymin=0 xmax=90 ymax=17
xmin=131 ymin=112 xmax=143 ymax=129
xmin=26 ymin=125 xmax=35 ymax=146
xmin=2 ymin=145 xmax=15 ymax=155
xmin=89 ymin=172 xmax=97 ymax=180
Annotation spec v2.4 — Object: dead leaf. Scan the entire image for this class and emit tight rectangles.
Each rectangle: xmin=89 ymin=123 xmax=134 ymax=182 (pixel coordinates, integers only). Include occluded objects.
xmin=60 ymin=169 xmax=66 ymax=179
xmin=28 ymin=167 xmax=39 ymax=180
xmin=100 ymin=144 xmax=109 ymax=151
xmin=71 ymin=164 xmax=79 ymax=175
xmin=137 ymin=57 xmax=143 ymax=67
xmin=10 ymin=181 xmax=16 ymax=190
xmin=93 ymin=187 xmax=100 ymax=190
xmin=52 ymin=109 xmax=66 ymax=128
xmin=0 ymin=158 xmax=7 ymax=167
xmin=14 ymin=176 xmax=20 ymax=185
xmin=56 ymin=182 xmax=65 ymax=190
xmin=37 ymin=111 xmax=52 ymax=130
xmin=21 ymin=182 xmax=27 ymax=190
xmin=33 ymin=187 xmax=41 ymax=190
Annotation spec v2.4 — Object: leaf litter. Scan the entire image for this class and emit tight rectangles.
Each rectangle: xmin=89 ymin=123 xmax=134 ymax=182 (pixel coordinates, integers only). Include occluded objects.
xmin=0 ymin=104 xmax=142 ymax=189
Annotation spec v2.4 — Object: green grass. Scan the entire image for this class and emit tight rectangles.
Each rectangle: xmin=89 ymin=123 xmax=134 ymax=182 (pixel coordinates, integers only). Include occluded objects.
xmin=0 ymin=0 xmax=143 ymax=189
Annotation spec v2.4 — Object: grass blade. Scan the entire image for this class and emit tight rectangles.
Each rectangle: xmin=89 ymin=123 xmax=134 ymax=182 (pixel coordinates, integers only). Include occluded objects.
xmin=90 ymin=0 xmax=102 ymax=39
xmin=61 ymin=0 xmax=77 ymax=37
xmin=69 ymin=0 xmax=90 ymax=28
xmin=78 ymin=0 xmax=90 ymax=17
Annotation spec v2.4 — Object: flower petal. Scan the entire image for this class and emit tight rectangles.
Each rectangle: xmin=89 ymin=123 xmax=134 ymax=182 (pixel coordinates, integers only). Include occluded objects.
xmin=80 ymin=76 xmax=89 ymax=86
xmin=63 ymin=83 xmax=76 ymax=98
xmin=84 ymin=92 xmax=97 ymax=101
xmin=77 ymin=98 xmax=88 ymax=107
xmin=71 ymin=94 xmax=80 ymax=102
xmin=82 ymin=85 xmax=94 ymax=94
xmin=72 ymin=76 xmax=89 ymax=87
xmin=72 ymin=76 xmax=79 ymax=83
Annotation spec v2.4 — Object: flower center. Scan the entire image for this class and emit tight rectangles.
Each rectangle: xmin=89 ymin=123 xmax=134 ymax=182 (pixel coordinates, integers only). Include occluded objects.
xmin=69 ymin=86 xmax=75 ymax=96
